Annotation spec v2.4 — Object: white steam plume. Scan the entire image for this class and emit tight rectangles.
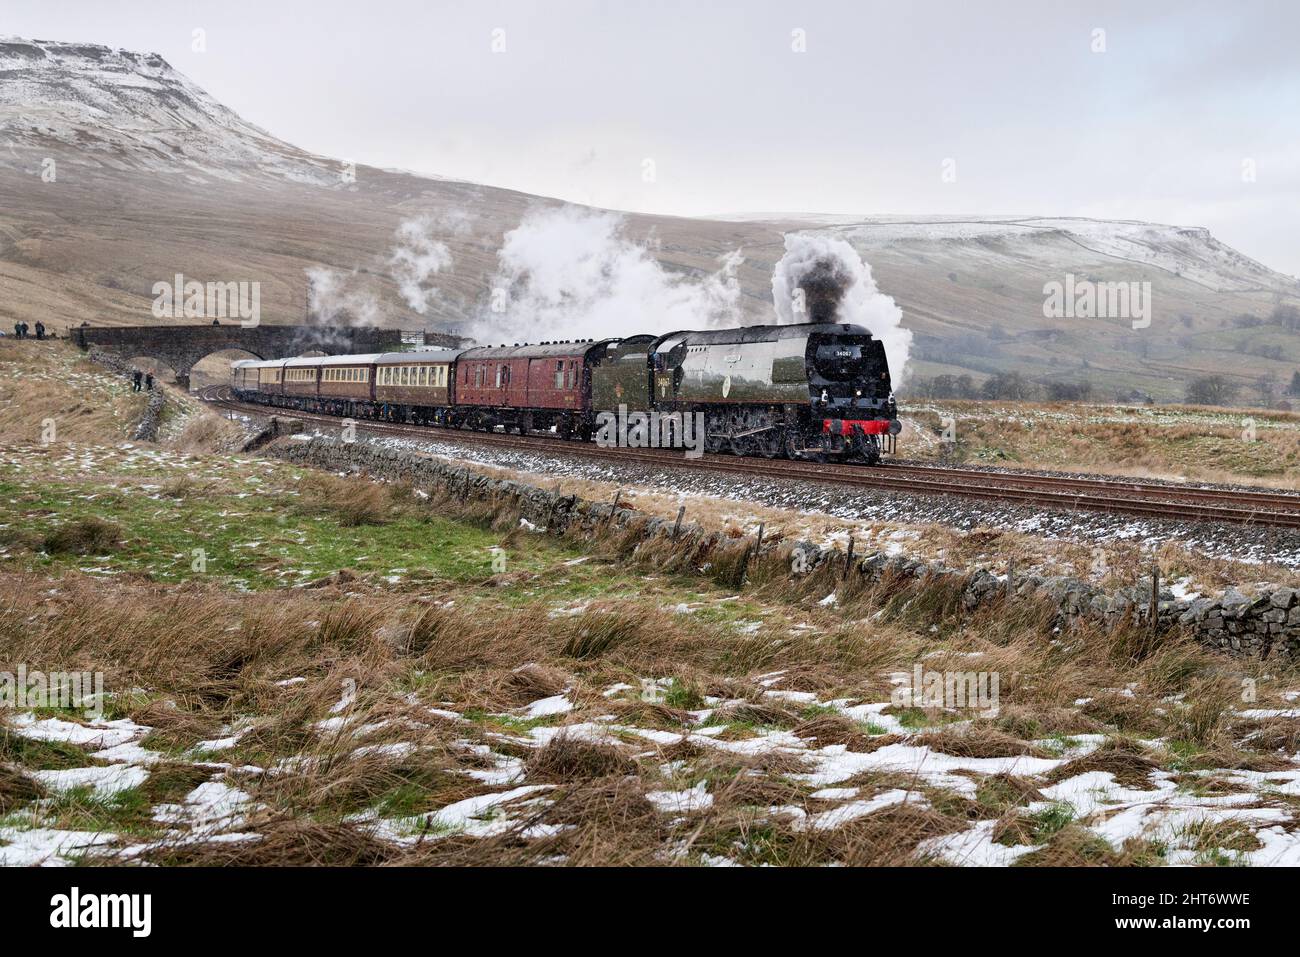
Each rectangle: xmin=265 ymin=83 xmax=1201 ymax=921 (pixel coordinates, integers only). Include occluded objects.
xmin=305 ymin=266 xmax=382 ymax=327
xmin=771 ymin=232 xmax=912 ymax=384
xmin=475 ymin=205 xmax=743 ymax=343
xmin=390 ymin=211 xmax=470 ymax=315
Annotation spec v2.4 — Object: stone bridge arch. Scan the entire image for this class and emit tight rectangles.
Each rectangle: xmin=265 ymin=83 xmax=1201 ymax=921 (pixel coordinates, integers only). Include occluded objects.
xmin=188 ymin=347 xmax=265 ymax=392
xmin=73 ymin=324 xmax=462 ymax=388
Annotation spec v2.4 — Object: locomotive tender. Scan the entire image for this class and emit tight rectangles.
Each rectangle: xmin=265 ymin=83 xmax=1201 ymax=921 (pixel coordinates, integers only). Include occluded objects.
xmin=231 ymin=321 xmax=900 ymax=463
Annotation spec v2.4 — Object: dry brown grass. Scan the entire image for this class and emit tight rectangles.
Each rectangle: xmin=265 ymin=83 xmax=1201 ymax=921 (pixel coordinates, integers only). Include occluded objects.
xmin=524 ymin=735 xmax=639 ymax=782
xmin=903 ymin=399 xmax=1300 ymax=487
xmin=292 ymin=472 xmax=404 ymax=527
xmin=1044 ymin=738 xmax=1163 ymax=790
xmin=0 ymin=762 xmax=46 ymax=814
xmin=916 ymin=724 xmax=1050 ymax=760
xmin=2 ymin=449 xmax=1296 ymax=868
xmin=41 ymin=516 xmax=124 ymax=555
xmin=0 ymin=340 xmax=145 ymax=442
xmin=131 ymin=819 xmax=405 ymax=867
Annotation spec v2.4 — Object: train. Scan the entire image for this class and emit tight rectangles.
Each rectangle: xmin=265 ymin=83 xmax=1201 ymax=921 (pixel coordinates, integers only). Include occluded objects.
xmin=230 ymin=321 xmax=901 ymax=463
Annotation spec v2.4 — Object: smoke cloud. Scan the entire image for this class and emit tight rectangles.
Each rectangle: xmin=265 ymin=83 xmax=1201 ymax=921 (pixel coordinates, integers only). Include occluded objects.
xmin=474 ymin=205 xmax=743 ymax=343
xmin=390 ymin=210 xmax=471 ymax=315
xmin=304 ymin=266 xmax=382 ymax=328
xmin=771 ymin=232 xmax=912 ymax=383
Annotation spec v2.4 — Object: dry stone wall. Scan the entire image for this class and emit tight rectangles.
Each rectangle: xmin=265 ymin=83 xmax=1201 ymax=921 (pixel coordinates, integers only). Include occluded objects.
xmin=270 ymin=436 xmax=1300 ymax=660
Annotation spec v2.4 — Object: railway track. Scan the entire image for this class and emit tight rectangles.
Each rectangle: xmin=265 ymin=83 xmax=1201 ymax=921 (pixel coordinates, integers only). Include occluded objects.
xmin=204 ymin=389 xmax=1300 ymax=530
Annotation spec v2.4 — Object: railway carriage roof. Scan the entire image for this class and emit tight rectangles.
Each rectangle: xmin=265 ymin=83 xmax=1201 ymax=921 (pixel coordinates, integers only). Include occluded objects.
xmin=283 ymin=354 xmax=384 ymax=367
xmin=458 ymin=340 xmax=612 ymax=361
xmin=375 ymin=350 xmax=462 ymax=364
xmin=238 ymin=359 xmax=287 ymax=369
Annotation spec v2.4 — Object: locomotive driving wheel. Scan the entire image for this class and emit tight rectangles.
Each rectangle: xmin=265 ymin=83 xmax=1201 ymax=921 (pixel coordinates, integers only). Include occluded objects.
xmin=753 ymin=428 xmax=782 ymax=459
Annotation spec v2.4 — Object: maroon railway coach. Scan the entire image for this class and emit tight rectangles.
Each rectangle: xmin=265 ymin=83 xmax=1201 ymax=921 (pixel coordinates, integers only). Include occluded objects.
xmin=454 ymin=341 xmax=602 ymax=437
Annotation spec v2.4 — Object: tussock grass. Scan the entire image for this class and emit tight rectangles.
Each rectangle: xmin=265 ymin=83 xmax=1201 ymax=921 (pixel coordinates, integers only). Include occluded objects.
xmin=915 ymin=724 xmax=1050 ymax=759
xmin=904 ymin=398 xmax=1300 ymax=486
xmin=524 ymin=735 xmax=638 ymax=782
xmin=0 ymin=762 xmax=46 ymax=813
xmin=41 ymin=516 xmax=123 ymax=555
xmin=133 ymin=819 xmax=404 ymax=867
xmin=1045 ymin=738 xmax=1163 ymax=790
xmin=292 ymin=473 xmax=402 ymax=527
xmin=789 ymin=714 xmax=875 ymax=749
xmin=3 ymin=444 xmax=1297 ymax=868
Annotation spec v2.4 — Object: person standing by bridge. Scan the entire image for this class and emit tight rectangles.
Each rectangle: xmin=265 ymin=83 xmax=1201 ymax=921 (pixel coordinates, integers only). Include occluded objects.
xmin=132 ymin=369 xmax=142 ymax=391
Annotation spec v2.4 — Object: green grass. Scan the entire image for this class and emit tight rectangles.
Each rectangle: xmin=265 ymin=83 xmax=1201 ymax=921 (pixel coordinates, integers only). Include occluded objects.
xmin=887 ymin=707 xmax=966 ymax=731
xmin=0 ymin=467 xmax=580 ymax=590
xmin=461 ymin=708 xmax=559 ymax=734
xmin=3 ymin=785 xmax=162 ymax=838
xmin=662 ymin=679 xmax=704 ymax=711
xmin=1028 ymin=801 xmax=1075 ymax=841
xmin=0 ymin=730 xmax=97 ymax=771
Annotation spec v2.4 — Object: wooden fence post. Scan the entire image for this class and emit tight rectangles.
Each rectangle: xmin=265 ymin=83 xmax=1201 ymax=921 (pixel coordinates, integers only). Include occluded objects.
xmin=1150 ymin=565 xmax=1160 ymax=633
xmin=843 ymin=535 xmax=855 ymax=580
xmin=737 ymin=523 xmax=764 ymax=589
xmin=672 ymin=505 xmax=686 ymax=540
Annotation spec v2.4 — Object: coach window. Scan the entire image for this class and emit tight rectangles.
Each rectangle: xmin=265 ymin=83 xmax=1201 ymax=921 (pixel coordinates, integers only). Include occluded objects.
xmin=554 ymin=360 xmax=564 ymax=390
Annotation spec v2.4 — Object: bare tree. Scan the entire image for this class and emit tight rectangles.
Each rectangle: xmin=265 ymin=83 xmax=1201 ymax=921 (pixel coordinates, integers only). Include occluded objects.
xmin=1185 ymin=375 xmax=1240 ymax=406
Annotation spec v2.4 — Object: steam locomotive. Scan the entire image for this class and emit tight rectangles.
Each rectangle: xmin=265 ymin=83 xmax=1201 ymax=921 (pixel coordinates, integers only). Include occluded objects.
xmin=231 ymin=321 xmax=900 ymax=463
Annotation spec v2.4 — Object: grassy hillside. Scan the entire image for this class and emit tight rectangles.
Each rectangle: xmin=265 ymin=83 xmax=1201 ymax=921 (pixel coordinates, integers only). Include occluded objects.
xmin=1 ymin=345 xmax=1299 ymax=866
xmin=901 ymin=399 xmax=1300 ymax=485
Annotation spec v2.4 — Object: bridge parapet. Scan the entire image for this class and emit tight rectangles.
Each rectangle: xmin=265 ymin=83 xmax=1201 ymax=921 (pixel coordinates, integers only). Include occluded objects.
xmin=72 ymin=324 xmax=462 ymax=387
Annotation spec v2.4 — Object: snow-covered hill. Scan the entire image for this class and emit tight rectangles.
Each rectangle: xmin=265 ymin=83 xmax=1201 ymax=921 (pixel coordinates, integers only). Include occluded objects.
xmin=722 ymin=215 xmax=1298 ymax=293
xmin=1 ymin=35 xmax=1298 ymax=402
xmin=0 ymin=37 xmax=341 ymax=186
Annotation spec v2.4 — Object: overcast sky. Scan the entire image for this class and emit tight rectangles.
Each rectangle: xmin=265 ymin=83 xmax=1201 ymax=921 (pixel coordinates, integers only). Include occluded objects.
xmin=8 ymin=0 xmax=1299 ymax=275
